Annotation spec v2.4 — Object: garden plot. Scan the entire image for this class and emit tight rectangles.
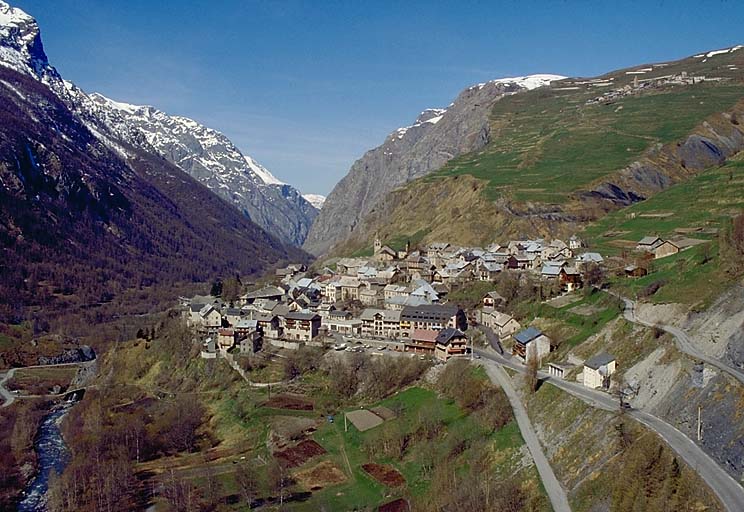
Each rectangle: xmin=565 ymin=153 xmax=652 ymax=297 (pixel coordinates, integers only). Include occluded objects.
xmin=274 ymin=439 xmax=326 ymax=468
xmin=361 ymin=463 xmax=406 ymax=487
xmin=294 ymin=460 xmax=347 ymax=490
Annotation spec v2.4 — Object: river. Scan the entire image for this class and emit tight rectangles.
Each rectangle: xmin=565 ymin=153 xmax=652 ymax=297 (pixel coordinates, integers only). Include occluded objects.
xmin=17 ymin=399 xmax=76 ymax=512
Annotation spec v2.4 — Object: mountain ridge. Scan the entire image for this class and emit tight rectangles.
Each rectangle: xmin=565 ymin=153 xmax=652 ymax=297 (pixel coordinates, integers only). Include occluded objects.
xmin=302 ymin=73 xmax=565 ymax=256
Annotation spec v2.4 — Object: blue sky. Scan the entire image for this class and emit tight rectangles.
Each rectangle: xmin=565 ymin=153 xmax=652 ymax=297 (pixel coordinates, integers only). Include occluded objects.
xmin=14 ymin=0 xmax=744 ymax=195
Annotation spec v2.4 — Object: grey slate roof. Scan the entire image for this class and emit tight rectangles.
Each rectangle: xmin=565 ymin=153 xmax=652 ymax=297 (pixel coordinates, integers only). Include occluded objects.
xmin=400 ymin=304 xmax=459 ymax=323
xmin=435 ymin=328 xmax=467 ymax=346
xmin=584 ymin=352 xmax=616 ymax=370
xmin=638 ymin=236 xmax=662 ymax=246
xmin=285 ymin=312 xmax=320 ymax=321
xmin=514 ymin=327 xmax=543 ymax=345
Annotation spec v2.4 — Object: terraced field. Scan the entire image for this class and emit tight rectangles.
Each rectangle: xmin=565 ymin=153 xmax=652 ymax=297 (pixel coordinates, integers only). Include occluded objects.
xmin=582 ymin=158 xmax=744 ymax=306
xmin=431 ymin=82 xmax=744 ymax=204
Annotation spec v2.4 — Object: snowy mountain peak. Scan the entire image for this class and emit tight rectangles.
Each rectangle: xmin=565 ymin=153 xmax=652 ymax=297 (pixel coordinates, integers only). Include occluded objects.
xmin=302 ymin=194 xmax=326 ymax=210
xmin=0 ymin=1 xmax=52 ymax=78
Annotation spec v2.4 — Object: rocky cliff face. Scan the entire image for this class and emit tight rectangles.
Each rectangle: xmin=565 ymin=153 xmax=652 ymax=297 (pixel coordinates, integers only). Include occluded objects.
xmin=302 ymin=75 xmax=564 ymax=256
xmin=0 ymin=0 xmax=317 ymax=247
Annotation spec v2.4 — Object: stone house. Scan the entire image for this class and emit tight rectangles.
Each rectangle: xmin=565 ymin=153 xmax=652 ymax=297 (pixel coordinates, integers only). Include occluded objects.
xmin=254 ymin=312 xmax=282 ymax=339
xmin=217 ymin=328 xmax=237 ymax=351
xmin=199 ymin=305 xmax=223 ymax=332
xmin=283 ymin=312 xmax=321 ymax=341
xmin=360 ymin=309 xmax=402 ymax=338
xmin=480 ymin=309 xmax=520 ymax=339
xmin=405 ymin=329 xmax=439 ymax=355
xmin=653 ymin=240 xmax=680 ymax=259
xmin=583 ymin=353 xmax=616 ymax=389
xmin=482 ymin=291 xmax=505 ymax=309
xmin=512 ymin=327 xmax=551 ymax=363
xmin=434 ymin=328 xmax=468 ymax=361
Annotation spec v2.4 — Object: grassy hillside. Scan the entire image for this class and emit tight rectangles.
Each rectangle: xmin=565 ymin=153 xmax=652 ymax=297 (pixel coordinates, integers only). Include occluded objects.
xmin=330 ymin=48 xmax=744 ymax=258
xmin=433 ymin=83 xmax=744 ymax=205
xmin=582 ymin=158 xmax=744 ymax=307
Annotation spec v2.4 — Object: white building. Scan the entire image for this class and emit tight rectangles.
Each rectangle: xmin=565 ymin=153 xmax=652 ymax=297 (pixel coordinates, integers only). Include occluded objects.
xmin=583 ymin=353 xmax=616 ymax=389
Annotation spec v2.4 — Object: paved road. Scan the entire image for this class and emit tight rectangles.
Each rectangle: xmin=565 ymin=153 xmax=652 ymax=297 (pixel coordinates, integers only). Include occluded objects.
xmin=0 ymin=368 xmax=17 ymax=407
xmin=481 ymin=362 xmax=572 ymax=512
xmin=605 ymin=290 xmax=744 ymax=386
xmin=475 ymin=347 xmax=744 ymax=512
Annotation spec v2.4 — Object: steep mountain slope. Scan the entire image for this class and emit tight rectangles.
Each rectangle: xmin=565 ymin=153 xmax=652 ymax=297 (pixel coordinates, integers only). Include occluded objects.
xmin=0 ymin=1 xmax=316 ymax=247
xmin=83 ymin=93 xmax=319 ymax=246
xmin=0 ymin=2 xmax=306 ymax=329
xmin=303 ymin=75 xmax=565 ymax=255
xmin=329 ymin=48 xmax=744 ymax=256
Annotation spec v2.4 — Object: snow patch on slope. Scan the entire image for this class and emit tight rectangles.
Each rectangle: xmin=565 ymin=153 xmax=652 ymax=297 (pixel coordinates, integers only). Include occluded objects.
xmin=244 ymin=155 xmax=285 ymax=185
xmin=472 ymin=73 xmax=566 ymax=91
xmin=705 ymin=45 xmax=743 ymax=58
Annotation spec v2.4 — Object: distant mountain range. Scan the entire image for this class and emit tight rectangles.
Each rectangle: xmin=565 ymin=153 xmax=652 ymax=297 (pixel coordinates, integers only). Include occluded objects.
xmin=0 ymin=1 xmax=307 ymax=326
xmin=303 ymin=74 xmax=565 ymax=255
xmin=0 ymin=1 xmax=317 ymax=247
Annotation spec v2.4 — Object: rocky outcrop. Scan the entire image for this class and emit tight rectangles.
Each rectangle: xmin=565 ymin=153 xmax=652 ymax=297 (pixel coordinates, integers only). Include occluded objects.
xmin=584 ymin=103 xmax=744 ymax=205
xmin=303 ymin=75 xmax=564 ymax=256
xmin=38 ymin=346 xmax=95 ymax=366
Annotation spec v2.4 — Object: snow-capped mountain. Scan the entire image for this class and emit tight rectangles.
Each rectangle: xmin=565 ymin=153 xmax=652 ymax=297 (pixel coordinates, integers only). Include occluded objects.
xmin=83 ymin=93 xmax=319 ymax=245
xmin=304 ymin=74 xmax=565 ymax=255
xmin=0 ymin=1 xmax=56 ymax=81
xmin=302 ymin=194 xmax=326 ymax=210
xmin=0 ymin=0 xmax=317 ymax=247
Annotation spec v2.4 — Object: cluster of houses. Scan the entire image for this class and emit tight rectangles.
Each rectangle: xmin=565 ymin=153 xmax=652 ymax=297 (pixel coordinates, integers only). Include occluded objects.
xmin=330 ymin=235 xmax=598 ymax=298
xmin=182 ymin=236 xmax=621 ymax=371
xmin=586 ymin=70 xmax=715 ymax=106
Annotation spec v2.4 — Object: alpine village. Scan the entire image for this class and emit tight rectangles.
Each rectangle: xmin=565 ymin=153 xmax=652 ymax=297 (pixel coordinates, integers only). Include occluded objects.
xmin=2 ymin=2 xmax=744 ymax=512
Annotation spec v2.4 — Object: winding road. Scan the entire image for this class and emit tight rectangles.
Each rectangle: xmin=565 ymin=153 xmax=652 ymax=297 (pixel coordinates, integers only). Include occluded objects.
xmin=605 ymin=290 xmax=744 ymax=386
xmin=481 ymin=362 xmax=572 ymax=512
xmin=0 ymin=360 xmax=95 ymax=408
xmin=475 ymin=346 xmax=744 ymax=512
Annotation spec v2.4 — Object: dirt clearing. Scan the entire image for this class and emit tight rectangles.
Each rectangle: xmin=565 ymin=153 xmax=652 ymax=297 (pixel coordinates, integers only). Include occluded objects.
xmin=362 ymin=463 xmax=406 ymax=487
xmin=294 ymin=460 xmax=347 ymax=490
xmin=269 ymin=416 xmax=318 ymax=441
xmin=264 ymin=393 xmax=314 ymax=411
xmin=569 ymin=304 xmax=605 ymax=317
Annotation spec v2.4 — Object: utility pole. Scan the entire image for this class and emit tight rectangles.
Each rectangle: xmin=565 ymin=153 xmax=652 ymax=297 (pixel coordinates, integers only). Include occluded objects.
xmin=344 ymin=412 xmax=348 ymax=433
xmin=697 ymin=405 xmax=702 ymax=441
